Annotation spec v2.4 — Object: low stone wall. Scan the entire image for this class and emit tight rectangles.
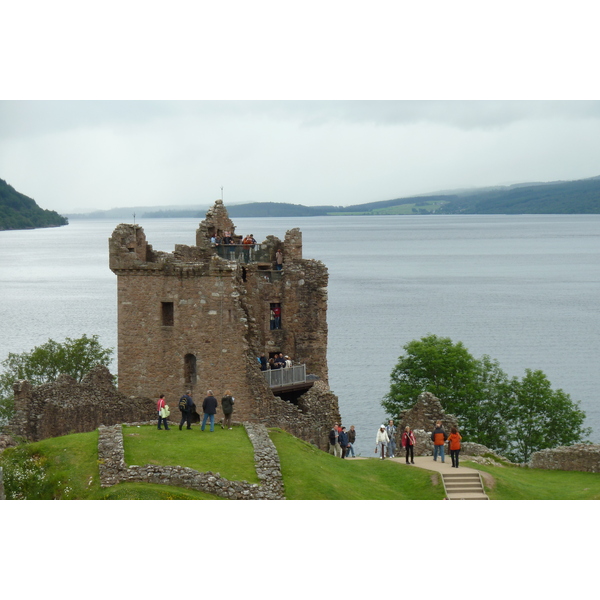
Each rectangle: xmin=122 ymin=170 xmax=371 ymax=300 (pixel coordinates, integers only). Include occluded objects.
xmin=98 ymin=422 xmax=285 ymax=499
xmin=530 ymin=444 xmax=600 ymax=472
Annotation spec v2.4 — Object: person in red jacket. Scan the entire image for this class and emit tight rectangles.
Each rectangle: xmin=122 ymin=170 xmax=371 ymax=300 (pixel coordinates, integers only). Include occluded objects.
xmin=448 ymin=426 xmax=462 ymax=468
xmin=401 ymin=426 xmax=416 ymax=464
xmin=156 ymin=394 xmax=170 ymax=430
xmin=431 ymin=420 xmax=448 ymax=463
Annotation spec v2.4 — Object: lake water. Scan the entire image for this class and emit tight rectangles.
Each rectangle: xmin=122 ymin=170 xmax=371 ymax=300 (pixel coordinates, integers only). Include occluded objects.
xmin=1 ymin=214 xmax=599 ymax=456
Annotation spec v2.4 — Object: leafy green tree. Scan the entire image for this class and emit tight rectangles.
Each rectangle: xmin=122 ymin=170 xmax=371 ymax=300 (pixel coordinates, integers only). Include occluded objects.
xmin=382 ymin=334 xmax=481 ymax=420
xmin=382 ymin=335 xmax=589 ymax=460
xmin=504 ymin=369 xmax=591 ymax=463
xmin=0 ymin=335 xmax=113 ymax=426
xmin=381 ymin=334 xmax=509 ymax=442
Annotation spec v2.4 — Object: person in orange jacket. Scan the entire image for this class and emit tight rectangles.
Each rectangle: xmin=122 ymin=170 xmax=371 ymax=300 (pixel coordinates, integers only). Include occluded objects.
xmin=431 ymin=420 xmax=448 ymax=462
xmin=448 ymin=426 xmax=462 ymax=468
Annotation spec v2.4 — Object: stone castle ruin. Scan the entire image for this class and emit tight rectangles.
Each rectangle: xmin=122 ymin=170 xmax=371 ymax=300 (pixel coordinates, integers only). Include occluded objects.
xmin=107 ymin=199 xmax=340 ymax=449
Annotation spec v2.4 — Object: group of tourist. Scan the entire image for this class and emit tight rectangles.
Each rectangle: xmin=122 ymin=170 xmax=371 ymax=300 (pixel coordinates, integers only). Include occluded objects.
xmin=209 ymin=231 xmax=256 ymax=246
xmin=430 ymin=420 xmax=463 ymax=467
xmin=156 ymin=389 xmax=236 ymax=432
xmin=258 ymin=352 xmax=293 ymax=371
xmin=374 ymin=419 xmax=462 ymax=467
xmin=329 ymin=423 xmax=357 ymax=458
xmin=375 ymin=420 xmax=416 ymax=463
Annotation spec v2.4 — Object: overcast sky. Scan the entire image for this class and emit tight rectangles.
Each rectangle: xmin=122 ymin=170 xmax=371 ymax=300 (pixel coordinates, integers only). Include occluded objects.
xmin=2 ymin=100 xmax=600 ymax=213
xmin=2 ymin=4 xmax=600 ymax=215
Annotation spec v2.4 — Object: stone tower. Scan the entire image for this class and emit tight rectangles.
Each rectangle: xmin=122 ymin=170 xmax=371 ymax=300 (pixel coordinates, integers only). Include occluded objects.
xmin=109 ymin=200 xmax=340 ymax=449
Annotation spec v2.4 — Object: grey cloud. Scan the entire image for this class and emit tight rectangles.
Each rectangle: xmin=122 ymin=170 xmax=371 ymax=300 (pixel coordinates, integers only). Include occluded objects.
xmin=3 ymin=100 xmax=600 ymax=141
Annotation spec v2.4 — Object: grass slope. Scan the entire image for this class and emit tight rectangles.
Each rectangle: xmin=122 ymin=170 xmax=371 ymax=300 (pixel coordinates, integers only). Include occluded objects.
xmin=270 ymin=429 xmax=444 ymax=500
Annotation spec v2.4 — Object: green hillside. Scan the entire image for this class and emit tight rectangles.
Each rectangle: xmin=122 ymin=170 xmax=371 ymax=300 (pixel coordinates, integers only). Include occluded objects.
xmin=2 ymin=424 xmax=599 ymax=500
xmin=0 ymin=178 xmax=68 ymax=231
xmin=439 ymin=177 xmax=600 ymax=214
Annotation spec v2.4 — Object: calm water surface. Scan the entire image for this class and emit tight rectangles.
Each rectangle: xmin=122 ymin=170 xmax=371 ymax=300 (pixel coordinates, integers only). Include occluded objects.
xmin=1 ymin=215 xmax=599 ymax=456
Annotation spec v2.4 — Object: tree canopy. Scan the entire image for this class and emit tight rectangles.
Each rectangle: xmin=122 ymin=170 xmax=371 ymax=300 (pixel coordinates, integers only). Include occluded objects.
xmin=382 ymin=334 xmax=590 ymax=462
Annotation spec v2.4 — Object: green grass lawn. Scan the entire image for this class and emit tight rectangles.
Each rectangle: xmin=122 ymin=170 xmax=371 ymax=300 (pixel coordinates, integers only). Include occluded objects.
xmin=122 ymin=424 xmax=259 ymax=484
xmin=270 ymin=428 xmax=445 ymax=500
xmin=465 ymin=461 xmax=600 ymax=500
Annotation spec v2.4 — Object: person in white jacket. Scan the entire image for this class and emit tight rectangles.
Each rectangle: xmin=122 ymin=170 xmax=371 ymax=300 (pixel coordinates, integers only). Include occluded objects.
xmin=375 ymin=424 xmax=390 ymax=459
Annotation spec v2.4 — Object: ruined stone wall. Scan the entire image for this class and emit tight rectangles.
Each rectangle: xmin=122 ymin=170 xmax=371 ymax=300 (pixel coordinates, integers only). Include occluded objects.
xmin=98 ymin=422 xmax=285 ymax=499
xmin=530 ymin=444 xmax=600 ymax=472
xmin=8 ymin=366 xmax=156 ymax=442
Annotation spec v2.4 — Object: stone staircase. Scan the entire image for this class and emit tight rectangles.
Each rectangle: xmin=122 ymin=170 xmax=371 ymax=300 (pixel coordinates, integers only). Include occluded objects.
xmin=442 ymin=470 xmax=489 ymax=500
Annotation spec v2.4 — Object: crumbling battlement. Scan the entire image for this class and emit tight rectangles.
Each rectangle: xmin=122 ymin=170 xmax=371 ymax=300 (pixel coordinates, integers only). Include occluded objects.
xmin=8 ymin=365 xmax=155 ymax=442
xmin=108 ymin=199 xmax=339 ymax=450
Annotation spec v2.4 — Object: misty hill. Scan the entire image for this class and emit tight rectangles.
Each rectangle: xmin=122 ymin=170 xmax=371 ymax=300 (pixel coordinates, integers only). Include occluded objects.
xmin=437 ymin=176 xmax=600 ymax=214
xmin=65 ymin=174 xmax=600 ymax=220
xmin=0 ymin=178 xmax=68 ymax=231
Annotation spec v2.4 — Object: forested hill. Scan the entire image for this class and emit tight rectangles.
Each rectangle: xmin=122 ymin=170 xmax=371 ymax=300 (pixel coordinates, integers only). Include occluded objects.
xmin=0 ymin=178 xmax=68 ymax=231
xmin=437 ymin=176 xmax=600 ymax=214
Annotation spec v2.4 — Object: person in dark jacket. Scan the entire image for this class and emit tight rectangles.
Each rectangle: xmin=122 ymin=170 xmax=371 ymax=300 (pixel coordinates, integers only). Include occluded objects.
xmin=346 ymin=425 xmax=356 ymax=458
xmin=259 ymin=353 xmax=268 ymax=371
xmin=201 ymin=390 xmax=218 ymax=432
xmin=221 ymin=390 xmax=235 ymax=429
xmin=431 ymin=420 xmax=448 ymax=462
xmin=178 ymin=390 xmax=194 ymax=430
xmin=339 ymin=426 xmax=350 ymax=459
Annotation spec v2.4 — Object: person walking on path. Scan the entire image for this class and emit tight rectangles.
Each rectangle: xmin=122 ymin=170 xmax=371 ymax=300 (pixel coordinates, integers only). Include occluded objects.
xmin=178 ymin=391 xmax=194 ymax=430
xmin=346 ymin=425 xmax=357 ymax=458
xmin=275 ymin=249 xmax=283 ymax=271
xmin=375 ymin=424 xmax=390 ymax=459
xmin=201 ymin=390 xmax=218 ymax=432
xmin=157 ymin=394 xmax=170 ymax=430
xmin=339 ymin=426 xmax=350 ymax=459
xmin=386 ymin=419 xmax=397 ymax=458
xmin=402 ymin=426 xmax=416 ymax=464
xmin=448 ymin=426 xmax=462 ymax=468
xmin=221 ymin=390 xmax=235 ymax=429
xmin=329 ymin=424 xmax=341 ymax=457
xmin=431 ymin=421 xmax=448 ymax=462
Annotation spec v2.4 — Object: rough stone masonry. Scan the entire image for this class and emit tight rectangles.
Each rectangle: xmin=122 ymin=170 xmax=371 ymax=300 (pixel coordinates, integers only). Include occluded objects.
xmin=109 ymin=199 xmax=340 ymax=450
